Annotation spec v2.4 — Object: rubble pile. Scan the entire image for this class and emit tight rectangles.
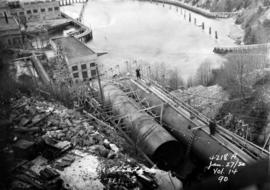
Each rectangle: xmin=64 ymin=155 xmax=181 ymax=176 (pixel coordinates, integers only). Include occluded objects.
xmin=40 ymin=53 xmax=72 ymax=85
xmin=172 ymin=85 xmax=229 ymax=118
xmin=49 ymin=57 xmax=72 ymax=85
xmin=3 ymin=95 xmax=183 ymax=190
xmin=9 ymin=96 xmax=123 ymax=159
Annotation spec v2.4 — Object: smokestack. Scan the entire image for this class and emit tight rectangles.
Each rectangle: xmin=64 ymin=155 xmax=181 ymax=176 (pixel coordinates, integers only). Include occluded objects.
xmin=4 ymin=12 xmax=8 ymax=24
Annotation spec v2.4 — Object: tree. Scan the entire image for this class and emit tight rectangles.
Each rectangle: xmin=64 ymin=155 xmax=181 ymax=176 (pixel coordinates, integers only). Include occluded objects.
xmin=167 ymin=68 xmax=184 ymax=90
xmin=195 ymin=60 xmax=213 ymax=86
xmin=225 ymin=0 xmax=232 ymax=12
xmin=217 ymin=53 xmax=268 ymax=98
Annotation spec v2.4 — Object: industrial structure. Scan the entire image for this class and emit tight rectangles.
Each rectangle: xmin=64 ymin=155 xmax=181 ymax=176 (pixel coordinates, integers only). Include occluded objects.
xmin=1 ymin=0 xmax=270 ymax=187
xmin=7 ymin=0 xmax=61 ymax=22
xmin=90 ymin=77 xmax=270 ymax=179
xmin=51 ymin=36 xmax=97 ymax=82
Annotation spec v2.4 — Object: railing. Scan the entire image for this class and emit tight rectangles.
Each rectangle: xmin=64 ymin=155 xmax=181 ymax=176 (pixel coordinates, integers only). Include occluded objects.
xmin=61 ymin=12 xmax=92 ymax=43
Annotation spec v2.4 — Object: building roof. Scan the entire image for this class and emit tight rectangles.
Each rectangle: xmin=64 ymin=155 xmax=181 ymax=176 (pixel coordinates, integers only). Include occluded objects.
xmin=53 ymin=36 xmax=96 ymax=65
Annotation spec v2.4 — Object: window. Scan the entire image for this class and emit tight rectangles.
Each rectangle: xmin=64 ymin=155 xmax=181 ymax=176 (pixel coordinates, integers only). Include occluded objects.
xmin=72 ymin=66 xmax=78 ymax=71
xmin=54 ymin=7 xmax=59 ymax=11
xmin=82 ymin=71 xmax=88 ymax=79
xmin=91 ymin=69 xmax=97 ymax=77
xmin=26 ymin=10 xmax=31 ymax=14
xmin=48 ymin=8 xmax=53 ymax=11
xmin=33 ymin=9 xmax=38 ymax=13
xmin=41 ymin=8 xmax=45 ymax=12
xmin=19 ymin=12 xmax=24 ymax=15
xmin=81 ymin=64 xmax=87 ymax=70
xmin=90 ymin=62 xmax=96 ymax=67
xmin=73 ymin=72 xmax=79 ymax=78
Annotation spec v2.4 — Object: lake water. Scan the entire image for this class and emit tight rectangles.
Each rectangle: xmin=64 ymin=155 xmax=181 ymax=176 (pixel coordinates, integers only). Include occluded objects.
xmin=62 ymin=0 xmax=238 ymax=80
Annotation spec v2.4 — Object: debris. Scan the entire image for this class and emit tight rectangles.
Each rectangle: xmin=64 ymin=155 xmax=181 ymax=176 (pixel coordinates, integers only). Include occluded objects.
xmin=39 ymin=168 xmax=60 ymax=180
xmin=7 ymin=95 xmax=183 ymax=190
xmin=13 ymin=139 xmax=36 ymax=160
xmin=109 ymin=143 xmax=120 ymax=153
xmin=89 ymin=144 xmax=109 ymax=158
xmin=54 ymin=159 xmax=74 ymax=171
xmin=99 ymin=162 xmax=158 ymax=190
xmin=42 ymin=138 xmax=72 ymax=160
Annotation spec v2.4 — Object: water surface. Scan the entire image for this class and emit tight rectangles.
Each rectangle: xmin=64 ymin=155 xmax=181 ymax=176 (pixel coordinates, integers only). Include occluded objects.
xmin=63 ymin=0 xmax=237 ymax=79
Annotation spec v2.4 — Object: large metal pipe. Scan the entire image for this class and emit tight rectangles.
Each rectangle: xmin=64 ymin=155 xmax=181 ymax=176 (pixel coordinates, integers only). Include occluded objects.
xmin=103 ymin=84 xmax=184 ymax=170
xmin=121 ymin=80 xmax=253 ymax=168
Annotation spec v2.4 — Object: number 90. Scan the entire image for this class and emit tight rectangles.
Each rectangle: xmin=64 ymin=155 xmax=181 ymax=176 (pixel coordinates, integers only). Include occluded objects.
xmin=218 ymin=176 xmax=228 ymax=183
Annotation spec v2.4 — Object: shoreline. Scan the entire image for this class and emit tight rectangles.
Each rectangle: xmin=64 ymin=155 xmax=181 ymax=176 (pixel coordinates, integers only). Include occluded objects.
xmin=143 ymin=0 xmax=239 ymax=19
